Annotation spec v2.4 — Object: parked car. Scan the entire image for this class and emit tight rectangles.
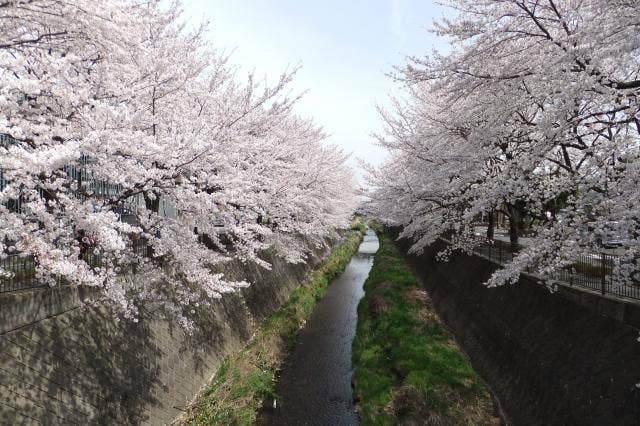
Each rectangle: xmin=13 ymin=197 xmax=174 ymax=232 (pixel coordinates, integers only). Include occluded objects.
xmin=584 ymin=221 xmax=624 ymax=249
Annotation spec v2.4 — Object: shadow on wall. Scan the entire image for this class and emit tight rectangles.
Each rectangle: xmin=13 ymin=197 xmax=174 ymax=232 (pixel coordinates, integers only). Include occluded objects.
xmin=392 ymin=231 xmax=640 ymax=426
xmin=0 ymin=285 xmax=272 ymax=425
xmin=173 ymin=293 xmax=254 ymax=384
xmin=178 ymin=244 xmax=321 ymax=380
xmin=0 ymin=305 xmax=160 ymax=425
xmin=0 ymin=236 xmax=333 ymax=425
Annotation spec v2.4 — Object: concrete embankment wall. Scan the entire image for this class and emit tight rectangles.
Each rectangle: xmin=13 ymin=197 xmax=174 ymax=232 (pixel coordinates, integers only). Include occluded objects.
xmin=396 ymin=235 xmax=640 ymax=425
xmin=0 ymin=239 xmax=332 ymax=425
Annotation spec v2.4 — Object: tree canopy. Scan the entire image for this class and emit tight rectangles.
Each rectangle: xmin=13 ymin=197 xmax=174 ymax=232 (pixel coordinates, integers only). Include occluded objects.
xmin=367 ymin=0 xmax=640 ymax=288
xmin=0 ymin=1 xmax=357 ymax=329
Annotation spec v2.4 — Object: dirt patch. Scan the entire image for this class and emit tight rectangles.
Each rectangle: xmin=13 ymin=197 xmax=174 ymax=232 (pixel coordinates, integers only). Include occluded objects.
xmin=368 ymin=281 xmax=394 ymax=317
xmin=406 ymin=288 xmax=439 ymax=324
xmin=392 ymin=385 xmax=434 ymax=425
xmin=391 ymin=383 xmax=500 ymax=426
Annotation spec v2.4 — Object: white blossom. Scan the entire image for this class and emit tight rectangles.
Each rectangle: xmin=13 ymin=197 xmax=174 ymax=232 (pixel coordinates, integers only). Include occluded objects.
xmin=0 ymin=0 xmax=357 ymax=326
xmin=367 ymin=0 xmax=640 ymax=288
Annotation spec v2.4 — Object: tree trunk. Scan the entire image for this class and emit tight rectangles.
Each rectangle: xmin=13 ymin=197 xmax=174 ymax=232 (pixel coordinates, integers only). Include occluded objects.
xmin=509 ymin=219 xmax=518 ymax=246
xmin=143 ymin=191 xmax=161 ymax=257
xmin=144 ymin=191 xmax=160 ymax=214
xmin=508 ymin=211 xmax=519 ymax=247
xmin=486 ymin=212 xmax=495 ymax=240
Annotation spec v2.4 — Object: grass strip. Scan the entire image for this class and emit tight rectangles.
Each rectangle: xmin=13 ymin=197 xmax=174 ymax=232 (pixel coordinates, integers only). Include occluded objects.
xmin=182 ymin=228 xmax=365 ymax=425
xmin=352 ymin=231 xmax=500 ymax=425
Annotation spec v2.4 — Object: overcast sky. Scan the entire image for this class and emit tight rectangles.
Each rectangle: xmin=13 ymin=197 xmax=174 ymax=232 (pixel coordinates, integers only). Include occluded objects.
xmin=183 ymin=0 xmax=453 ymax=177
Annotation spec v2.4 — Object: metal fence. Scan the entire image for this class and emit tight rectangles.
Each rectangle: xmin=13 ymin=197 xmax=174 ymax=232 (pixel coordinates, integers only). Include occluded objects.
xmin=0 ymin=239 xmax=149 ymax=294
xmin=0 ymin=133 xmax=174 ymax=293
xmin=458 ymin=237 xmax=640 ymax=301
xmin=0 ymin=254 xmax=41 ymax=293
xmin=555 ymin=252 xmax=640 ymax=300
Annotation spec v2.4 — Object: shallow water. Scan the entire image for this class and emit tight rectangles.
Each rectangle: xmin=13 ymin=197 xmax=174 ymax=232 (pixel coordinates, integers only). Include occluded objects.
xmin=259 ymin=230 xmax=379 ymax=425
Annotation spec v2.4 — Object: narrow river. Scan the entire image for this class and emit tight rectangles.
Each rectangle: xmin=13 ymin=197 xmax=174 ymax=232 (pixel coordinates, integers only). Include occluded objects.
xmin=259 ymin=230 xmax=379 ymax=426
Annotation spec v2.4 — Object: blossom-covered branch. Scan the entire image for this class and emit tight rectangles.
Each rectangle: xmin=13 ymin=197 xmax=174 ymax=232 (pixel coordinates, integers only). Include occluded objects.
xmin=0 ymin=0 xmax=357 ymax=329
xmin=367 ymin=0 xmax=640 ymax=289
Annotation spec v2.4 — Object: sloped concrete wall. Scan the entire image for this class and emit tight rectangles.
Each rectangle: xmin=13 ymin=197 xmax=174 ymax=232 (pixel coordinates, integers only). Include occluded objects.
xmin=0 ymin=240 xmax=331 ymax=425
xmin=400 ymin=236 xmax=640 ymax=425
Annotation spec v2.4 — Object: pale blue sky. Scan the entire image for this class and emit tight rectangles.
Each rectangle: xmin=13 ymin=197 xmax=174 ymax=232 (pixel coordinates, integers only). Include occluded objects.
xmin=183 ymin=0 xmax=453 ymax=174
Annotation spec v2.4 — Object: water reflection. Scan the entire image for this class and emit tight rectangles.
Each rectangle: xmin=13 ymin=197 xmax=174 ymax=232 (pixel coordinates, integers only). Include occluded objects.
xmin=358 ymin=229 xmax=379 ymax=256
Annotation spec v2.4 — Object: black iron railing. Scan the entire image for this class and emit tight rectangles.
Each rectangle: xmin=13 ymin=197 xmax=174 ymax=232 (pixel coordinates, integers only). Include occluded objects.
xmin=446 ymin=236 xmax=640 ymax=301
xmin=0 ymin=239 xmax=149 ymax=293
xmin=0 ymin=133 xmax=175 ymax=293
xmin=0 ymin=254 xmax=40 ymax=293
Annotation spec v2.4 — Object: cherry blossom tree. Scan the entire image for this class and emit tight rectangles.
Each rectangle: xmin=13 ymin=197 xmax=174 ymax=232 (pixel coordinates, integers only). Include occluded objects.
xmin=368 ymin=0 xmax=640 ymax=289
xmin=0 ymin=0 xmax=357 ymax=328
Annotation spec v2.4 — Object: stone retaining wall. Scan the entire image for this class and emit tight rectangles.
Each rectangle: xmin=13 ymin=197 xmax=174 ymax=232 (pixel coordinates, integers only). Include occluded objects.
xmin=399 ymin=236 xmax=640 ymax=425
xmin=0 ymin=240 xmax=331 ymax=425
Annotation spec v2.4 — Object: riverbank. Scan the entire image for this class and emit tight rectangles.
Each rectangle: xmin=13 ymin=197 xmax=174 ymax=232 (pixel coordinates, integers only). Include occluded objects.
xmin=352 ymin=231 xmax=500 ymax=425
xmin=397 ymin=234 xmax=640 ymax=425
xmin=180 ymin=227 xmax=365 ymax=425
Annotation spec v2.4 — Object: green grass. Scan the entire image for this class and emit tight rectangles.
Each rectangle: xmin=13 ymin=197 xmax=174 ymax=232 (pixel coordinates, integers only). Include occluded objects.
xmin=182 ymin=229 xmax=365 ymax=426
xmin=352 ymin=232 xmax=499 ymax=425
xmin=350 ymin=218 xmax=366 ymax=233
